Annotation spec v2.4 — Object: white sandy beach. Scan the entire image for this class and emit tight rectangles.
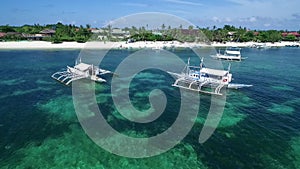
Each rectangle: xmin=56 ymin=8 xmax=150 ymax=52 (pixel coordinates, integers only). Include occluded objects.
xmin=0 ymin=40 xmax=298 ymax=50
xmin=0 ymin=41 xmax=196 ymax=49
xmin=0 ymin=41 xmax=94 ymax=49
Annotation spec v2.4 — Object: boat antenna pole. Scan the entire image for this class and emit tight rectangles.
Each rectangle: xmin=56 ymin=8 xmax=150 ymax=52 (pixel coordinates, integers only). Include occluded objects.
xmin=92 ymin=64 xmax=94 ymax=75
xmin=200 ymin=57 xmax=204 ymax=69
xmin=184 ymin=57 xmax=190 ymax=75
xmin=75 ymin=57 xmax=80 ymax=65
xmin=228 ymin=63 xmax=231 ymax=72
xmin=236 ymin=35 xmax=240 ymax=42
xmin=76 ymin=57 xmax=81 ymax=65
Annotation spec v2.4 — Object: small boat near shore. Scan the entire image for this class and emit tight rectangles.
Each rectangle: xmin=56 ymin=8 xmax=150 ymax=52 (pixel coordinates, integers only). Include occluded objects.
xmin=51 ymin=62 xmax=112 ymax=85
xmin=211 ymin=46 xmax=246 ymax=61
xmin=285 ymin=43 xmax=299 ymax=47
xmin=251 ymin=43 xmax=272 ymax=49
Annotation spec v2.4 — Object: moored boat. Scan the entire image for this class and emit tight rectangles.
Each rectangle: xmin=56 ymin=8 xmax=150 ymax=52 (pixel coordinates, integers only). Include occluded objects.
xmin=51 ymin=62 xmax=112 ymax=85
xmin=168 ymin=58 xmax=252 ymax=95
xmin=211 ymin=46 xmax=245 ymax=61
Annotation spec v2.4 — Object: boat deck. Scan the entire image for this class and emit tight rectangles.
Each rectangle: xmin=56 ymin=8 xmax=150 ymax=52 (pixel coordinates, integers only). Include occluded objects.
xmin=51 ymin=71 xmax=87 ymax=85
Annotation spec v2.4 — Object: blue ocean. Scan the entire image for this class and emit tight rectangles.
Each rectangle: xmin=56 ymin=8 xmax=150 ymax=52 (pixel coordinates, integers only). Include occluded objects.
xmin=0 ymin=47 xmax=300 ymax=169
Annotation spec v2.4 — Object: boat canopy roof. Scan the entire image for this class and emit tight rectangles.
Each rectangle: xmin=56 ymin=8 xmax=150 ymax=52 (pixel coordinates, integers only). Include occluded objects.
xmin=226 ymin=50 xmax=241 ymax=55
xmin=227 ymin=46 xmax=241 ymax=49
xmin=201 ymin=68 xmax=229 ymax=76
xmin=74 ymin=63 xmax=92 ymax=71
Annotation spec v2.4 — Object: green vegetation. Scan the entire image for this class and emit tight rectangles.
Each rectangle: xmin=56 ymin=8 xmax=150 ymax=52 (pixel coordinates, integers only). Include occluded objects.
xmin=0 ymin=23 xmax=299 ymax=43
xmin=52 ymin=23 xmax=92 ymax=43
xmin=200 ymin=25 xmax=299 ymax=43
xmin=0 ymin=23 xmax=92 ymax=43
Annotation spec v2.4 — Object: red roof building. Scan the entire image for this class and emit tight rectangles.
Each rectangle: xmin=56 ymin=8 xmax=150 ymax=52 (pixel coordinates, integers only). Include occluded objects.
xmin=282 ymin=32 xmax=300 ymax=37
xmin=0 ymin=32 xmax=6 ymax=38
xmin=253 ymin=32 xmax=259 ymax=36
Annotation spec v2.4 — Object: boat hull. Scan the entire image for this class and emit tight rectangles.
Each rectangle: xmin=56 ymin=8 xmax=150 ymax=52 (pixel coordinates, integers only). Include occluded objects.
xmin=211 ymin=54 xmax=243 ymax=61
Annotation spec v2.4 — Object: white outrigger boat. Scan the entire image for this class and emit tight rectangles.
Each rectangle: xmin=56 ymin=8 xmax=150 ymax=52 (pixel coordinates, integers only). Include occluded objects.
xmin=168 ymin=58 xmax=252 ymax=95
xmin=211 ymin=46 xmax=246 ymax=61
xmin=51 ymin=61 xmax=112 ymax=85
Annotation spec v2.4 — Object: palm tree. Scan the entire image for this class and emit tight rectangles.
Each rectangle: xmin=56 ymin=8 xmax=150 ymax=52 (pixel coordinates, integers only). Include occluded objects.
xmin=107 ymin=24 xmax=112 ymax=40
xmin=213 ymin=25 xmax=216 ymax=30
xmin=161 ymin=24 xmax=166 ymax=30
xmin=130 ymin=26 xmax=137 ymax=36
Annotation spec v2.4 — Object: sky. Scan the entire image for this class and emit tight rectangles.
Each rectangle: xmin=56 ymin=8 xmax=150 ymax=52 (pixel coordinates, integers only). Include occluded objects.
xmin=1 ymin=0 xmax=300 ymax=30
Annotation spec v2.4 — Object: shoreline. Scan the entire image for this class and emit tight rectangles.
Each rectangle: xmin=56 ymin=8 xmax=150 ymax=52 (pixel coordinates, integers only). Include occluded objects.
xmin=0 ymin=41 xmax=299 ymax=50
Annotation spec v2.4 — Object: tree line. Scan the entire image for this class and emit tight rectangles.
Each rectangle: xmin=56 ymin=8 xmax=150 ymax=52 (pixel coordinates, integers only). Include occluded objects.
xmin=199 ymin=25 xmax=299 ymax=43
xmin=0 ymin=23 xmax=299 ymax=43
xmin=119 ymin=24 xmax=299 ymax=43
xmin=0 ymin=23 xmax=92 ymax=43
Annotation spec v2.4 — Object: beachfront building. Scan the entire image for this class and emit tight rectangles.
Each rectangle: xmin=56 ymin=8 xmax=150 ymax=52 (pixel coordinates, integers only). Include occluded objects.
xmin=111 ymin=28 xmax=130 ymax=39
xmin=0 ymin=32 xmax=6 ymax=38
xmin=21 ymin=29 xmax=56 ymax=41
xmin=40 ymin=29 xmax=56 ymax=37
xmin=94 ymin=28 xmax=130 ymax=41
xmin=0 ymin=32 xmax=24 ymax=41
xmin=282 ymin=32 xmax=300 ymax=41
xmin=22 ymin=33 xmax=44 ymax=41
xmin=0 ymin=32 xmax=22 ymax=41
xmin=178 ymin=29 xmax=203 ymax=42
xmin=227 ymin=31 xmax=236 ymax=41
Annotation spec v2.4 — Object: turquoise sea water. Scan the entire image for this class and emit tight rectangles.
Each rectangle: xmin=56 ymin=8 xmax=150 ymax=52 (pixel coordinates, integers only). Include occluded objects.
xmin=0 ymin=47 xmax=300 ymax=169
